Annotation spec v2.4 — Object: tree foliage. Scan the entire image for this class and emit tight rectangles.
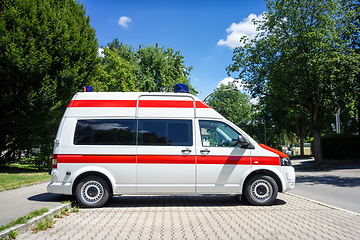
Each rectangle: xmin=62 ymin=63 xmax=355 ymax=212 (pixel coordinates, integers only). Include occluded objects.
xmin=347 ymin=0 xmax=360 ymax=133
xmin=104 ymin=39 xmax=197 ymax=94
xmin=0 ymin=0 xmax=99 ymax=164
xmin=205 ymin=82 xmax=255 ymax=136
xmin=227 ymin=0 xmax=360 ymax=163
xmin=262 ymin=95 xmax=312 ymax=154
xmin=94 ymin=48 xmax=135 ymax=92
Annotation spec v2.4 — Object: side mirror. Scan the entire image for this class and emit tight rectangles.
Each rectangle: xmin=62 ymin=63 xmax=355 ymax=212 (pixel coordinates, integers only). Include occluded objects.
xmin=237 ymin=135 xmax=250 ymax=147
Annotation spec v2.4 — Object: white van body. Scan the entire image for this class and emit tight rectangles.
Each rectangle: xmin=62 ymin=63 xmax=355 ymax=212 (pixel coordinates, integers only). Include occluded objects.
xmin=48 ymin=92 xmax=295 ymax=207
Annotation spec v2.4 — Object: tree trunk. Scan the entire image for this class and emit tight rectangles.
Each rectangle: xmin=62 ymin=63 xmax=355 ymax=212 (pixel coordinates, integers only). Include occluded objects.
xmin=309 ymin=101 xmax=322 ymax=163
xmin=358 ymin=99 xmax=360 ymax=135
xmin=312 ymin=128 xmax=322 ymax=163
xmin=297 ymin=117 xmax=305 ymax=156
xmin=17 ymin=150 xmax=22 ymax=163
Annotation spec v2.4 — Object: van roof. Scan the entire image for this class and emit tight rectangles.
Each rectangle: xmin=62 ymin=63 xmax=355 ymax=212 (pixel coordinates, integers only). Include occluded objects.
xmin=64 ymin=92 xmax=223 ymax=119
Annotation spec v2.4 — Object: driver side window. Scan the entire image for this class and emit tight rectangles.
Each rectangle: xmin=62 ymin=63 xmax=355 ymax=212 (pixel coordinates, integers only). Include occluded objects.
xmin=199 ymin=120 xmax=239 ymax=147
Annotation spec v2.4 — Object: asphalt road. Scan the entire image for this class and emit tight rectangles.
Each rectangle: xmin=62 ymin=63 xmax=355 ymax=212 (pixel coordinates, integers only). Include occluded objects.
xmin=0 ymin=182 xmax=69 ymax=226
xmin=291 ymin=158 xmax=360 ymax=214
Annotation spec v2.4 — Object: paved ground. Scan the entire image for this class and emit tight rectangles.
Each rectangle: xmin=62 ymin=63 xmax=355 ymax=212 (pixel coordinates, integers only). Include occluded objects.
xmin=3 ymin=159 xmax=360 ymax=239
xmin=16 ymin=193 xmax=360 ymax=240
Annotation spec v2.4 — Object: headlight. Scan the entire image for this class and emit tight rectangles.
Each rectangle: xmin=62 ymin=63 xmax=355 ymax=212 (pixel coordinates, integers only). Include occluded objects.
xmin=280 ymin=157 xmax=292 ymax=166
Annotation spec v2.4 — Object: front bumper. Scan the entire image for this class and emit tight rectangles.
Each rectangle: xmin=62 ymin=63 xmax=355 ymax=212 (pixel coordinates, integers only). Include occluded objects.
xmin=283 ymin=168 xmax=296 ymax=192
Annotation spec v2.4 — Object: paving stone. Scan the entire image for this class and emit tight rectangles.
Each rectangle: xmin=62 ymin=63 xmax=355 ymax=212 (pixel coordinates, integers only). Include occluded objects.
xmin=14 ymin=193 xmax=360 ymax=239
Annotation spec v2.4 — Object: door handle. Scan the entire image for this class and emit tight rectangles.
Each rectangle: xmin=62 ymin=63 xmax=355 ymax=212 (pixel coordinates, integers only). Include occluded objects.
xmin=200 ymin=149 xmax=210 ymax=154
xmin=181 ymin=148 xmax=192 ymax=154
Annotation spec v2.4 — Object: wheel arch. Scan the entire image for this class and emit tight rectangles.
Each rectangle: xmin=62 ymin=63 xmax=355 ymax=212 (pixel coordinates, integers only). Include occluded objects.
xmin=242 ymin=169 xmax=283 ymax=194
xmin=72 ymin=171 xmax=114 ymax=196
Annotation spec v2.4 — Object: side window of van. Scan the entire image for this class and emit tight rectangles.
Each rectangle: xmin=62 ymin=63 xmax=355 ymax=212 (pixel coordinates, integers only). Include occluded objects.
xmin=138 ymin=120 xmax=192 ymax=146
xmin=199 ymin=120 xmax=239 ymax=147
xmin=74 ymin=119 xmax=136 ymax=145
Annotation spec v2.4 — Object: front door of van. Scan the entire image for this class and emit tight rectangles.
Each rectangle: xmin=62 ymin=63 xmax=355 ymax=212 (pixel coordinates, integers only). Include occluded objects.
xmin=196 ymin=119 xmax=252 ymax=193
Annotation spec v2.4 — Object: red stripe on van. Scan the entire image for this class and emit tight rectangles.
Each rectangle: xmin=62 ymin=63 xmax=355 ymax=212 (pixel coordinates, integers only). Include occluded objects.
xmin=56 ymin=154 xmax=195 ymax=164
xmin=137 ymin=155 xmax=196 ymax=164
xmin=259 ymin=143 xmax=289 ymax=158
xmin=251 ymin=156 xmax=280 ymax=165
xmin=67 ymin=100 xmax=211 ymax=109
xmin=56 ymin=154 xmax=280 ymax=166
xmin=138 ymin=100 xmax=194 ymax=108
xmin=195 ymin=101 xmax=211 ymax=108
xmin=57 ymin=155 xmax=136 ymax=164
xmin=68 ymin=100 xmax=137 ymax=108
xmin=197 ymin=155 xmax=251 ymax=165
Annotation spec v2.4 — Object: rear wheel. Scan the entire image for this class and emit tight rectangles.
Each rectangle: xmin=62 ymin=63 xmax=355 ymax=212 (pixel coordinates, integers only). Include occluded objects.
xmin=75 ymin=176 xmax=110 ymax=208
xmin=244 ymin=174 xmax=278 ymax=206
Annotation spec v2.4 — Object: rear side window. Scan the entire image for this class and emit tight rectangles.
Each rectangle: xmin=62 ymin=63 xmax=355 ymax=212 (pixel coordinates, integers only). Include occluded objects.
xmin=138 ymin=120 xmax=193 ymax=146
xmin=74 ymin=119 xmax=136 ymax=145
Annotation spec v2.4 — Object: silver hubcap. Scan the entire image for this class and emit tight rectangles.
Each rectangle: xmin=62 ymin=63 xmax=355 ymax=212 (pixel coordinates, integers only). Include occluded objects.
xmin=81 ymin=181 xmax=103 ymax=204
xmin=250 ymin=179 xmax=273 ymax=202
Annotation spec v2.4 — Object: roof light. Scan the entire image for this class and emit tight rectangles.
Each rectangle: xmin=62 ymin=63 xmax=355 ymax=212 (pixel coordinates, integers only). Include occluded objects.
xmin=83 ymin=86 xmax=93 ymax=92
xmin=174 ymin=84 xmax=189 ymax=93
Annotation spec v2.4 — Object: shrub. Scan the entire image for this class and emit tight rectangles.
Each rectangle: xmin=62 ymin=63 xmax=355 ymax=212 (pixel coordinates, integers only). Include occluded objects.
xmin=321 ymin=134 xmax=360 ymax=160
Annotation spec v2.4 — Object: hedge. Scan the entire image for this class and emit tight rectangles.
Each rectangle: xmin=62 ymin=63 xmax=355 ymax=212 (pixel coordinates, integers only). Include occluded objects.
xmin=321 ymin=134 xmax=360 ymax=160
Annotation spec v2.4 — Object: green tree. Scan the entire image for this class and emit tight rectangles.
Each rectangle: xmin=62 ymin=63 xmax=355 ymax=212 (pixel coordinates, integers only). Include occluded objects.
xmin=93 ymin=48 xmax=136 ymax=92
xmin=347 ymin=0 xmax=360 ymax=133
xmin=263 ymin=95 xmax=311 ymax=155
xmin=227 ymin=0 xmax=360 ymax=163
xmin=106 ymin=39 xmax=197 ymax=94
xmin=205 ymin=82 xmax=254 ymax=136
xmin=0 ymin=0 xmax=99 ymax=164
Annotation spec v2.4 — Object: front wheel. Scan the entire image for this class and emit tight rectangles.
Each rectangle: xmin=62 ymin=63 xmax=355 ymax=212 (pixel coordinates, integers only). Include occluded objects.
xmin=75 ymin=176 xmax=110 ymax=208
xmin=244 ymin=174 xmax=278 ymax=206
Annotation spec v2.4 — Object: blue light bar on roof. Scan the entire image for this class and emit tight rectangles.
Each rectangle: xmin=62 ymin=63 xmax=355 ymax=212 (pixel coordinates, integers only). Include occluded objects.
xmin=174 ymin=84 xmax=189 ymax=93
xmin=83 ymin=86 xmax=93 ymax=92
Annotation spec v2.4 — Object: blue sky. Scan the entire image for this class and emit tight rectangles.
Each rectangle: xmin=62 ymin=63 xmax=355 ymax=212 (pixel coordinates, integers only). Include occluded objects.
xmin=81 ymin=0 xmax=267 ymax=100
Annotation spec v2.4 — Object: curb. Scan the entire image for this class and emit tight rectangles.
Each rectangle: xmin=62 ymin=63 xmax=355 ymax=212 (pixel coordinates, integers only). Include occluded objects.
xmin=0 ymin=202 xmax=71 ymax=239
xmin=287 ymin=192 xmax=360 ymax=216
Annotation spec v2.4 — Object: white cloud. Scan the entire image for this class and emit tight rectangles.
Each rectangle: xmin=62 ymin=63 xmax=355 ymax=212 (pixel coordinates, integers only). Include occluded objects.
xmin=118 ymin=16 xmax=132 ymax=28
xmin=98 ymin=47 xmax=105 ymax=58
xmin=217 ymin=77 xmax=258 ymax=104
xmin=250 ymin=97 xmax=259 ymax=104
xmin=217 ymin=13 xmax=264 ymax=49
xmin=217 ymin=77 xmax=246 ymax=90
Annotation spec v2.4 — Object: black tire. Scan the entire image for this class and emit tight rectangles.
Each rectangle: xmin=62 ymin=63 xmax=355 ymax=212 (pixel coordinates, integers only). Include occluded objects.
xmin=75 ymin=175 xmax=110 ymax=208
xmin=244 ymin=174 xmax=278 ymax=206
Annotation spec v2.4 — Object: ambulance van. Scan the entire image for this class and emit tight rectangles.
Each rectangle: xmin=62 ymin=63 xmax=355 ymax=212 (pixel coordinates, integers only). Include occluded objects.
xmin=48 ymin=85 xmax=295 ymax=207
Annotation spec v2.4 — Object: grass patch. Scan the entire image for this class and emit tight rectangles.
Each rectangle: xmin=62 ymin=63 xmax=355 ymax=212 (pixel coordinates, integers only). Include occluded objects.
xmin=71 ymin=207 xmax=79 ymax=213
xmin=0 ymin=172 xmax=50 ymax=190
xmin=1 ymin=230 xmax=18 ymax=240
xmin=54 ymin=206 xmax=78 ymax=219
xmin=0 ymin=208 xmax=48 ymax=232
xmin=8 ymin=229 xmax=18 ymax=239
xmin=32 ymin=217 xmax=55 ymax=233
xmin=0 ymin=164 xmax=50 ymax=190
